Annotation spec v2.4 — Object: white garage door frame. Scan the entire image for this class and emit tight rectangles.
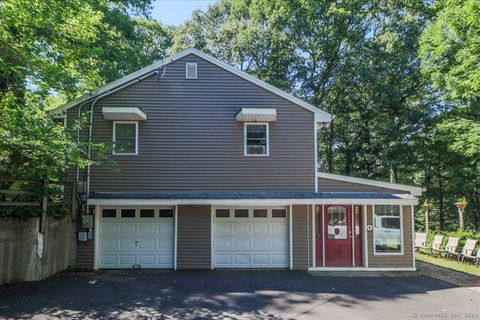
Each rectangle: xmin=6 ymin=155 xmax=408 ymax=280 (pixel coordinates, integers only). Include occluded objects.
xmin=93 ymin=205 xmax=177 ymax=270
xmin=211 ymin=206 xmax=292 ymax=269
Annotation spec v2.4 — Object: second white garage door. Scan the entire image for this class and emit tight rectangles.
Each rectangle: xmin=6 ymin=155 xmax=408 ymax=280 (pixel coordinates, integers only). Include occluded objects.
xmin=213 ymin=207 xmax=289 ymax=268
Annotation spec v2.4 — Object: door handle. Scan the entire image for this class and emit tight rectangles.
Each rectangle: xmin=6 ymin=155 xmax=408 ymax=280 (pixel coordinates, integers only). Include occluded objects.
xmin=135 ymin=240 xmax=139 ymax=248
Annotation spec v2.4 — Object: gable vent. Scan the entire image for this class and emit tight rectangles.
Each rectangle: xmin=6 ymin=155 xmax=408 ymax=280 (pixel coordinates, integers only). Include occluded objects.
xmin=185 ymin=63 xmax=197 ymax=79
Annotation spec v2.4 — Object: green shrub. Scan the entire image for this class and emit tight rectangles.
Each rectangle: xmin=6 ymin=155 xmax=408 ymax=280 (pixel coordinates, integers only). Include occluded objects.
xmin=425 ymin=229 xmax=480 ymax=249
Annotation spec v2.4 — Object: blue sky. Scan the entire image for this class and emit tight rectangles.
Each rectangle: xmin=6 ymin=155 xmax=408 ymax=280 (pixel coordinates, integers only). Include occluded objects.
xmin=151 ymin=0 xmax=218 ymax=25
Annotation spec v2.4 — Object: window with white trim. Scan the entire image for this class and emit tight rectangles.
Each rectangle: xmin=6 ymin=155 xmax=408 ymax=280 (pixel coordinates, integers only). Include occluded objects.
xmin=113 ymin=121 xmax=138 ymax=155
xmin=373 ymin=205 xmax=402 ymax=253
xmin=244 ymin=123 xmax=269 ymax=156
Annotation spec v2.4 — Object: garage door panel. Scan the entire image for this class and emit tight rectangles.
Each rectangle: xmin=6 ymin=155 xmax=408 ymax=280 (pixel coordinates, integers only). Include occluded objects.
xmin=119 ymin=255 xmax=136 ymax=265
xmin=100 ymin=255 xmax=117 ymax=266
xmin=214 ymin=238 xmax=232 ymax=250
xmin=252 ymin=238 xmax=269 ymax=249
xmin=118 ymin=238 xmax=136 ymax=249
xmin=158 ymin=254 xmax=174 ymax=265
xmin=158 ymin=222 xmax=174 ymax=234
xmin=139 ymin=223 xmax=156 ymax=234
xmin=138 ymin=238 xmax=156 ymax=249
xmin=271 ymin=254 xmax=288 ymax=265
xmin=102 ymin=223 xmax=118 ymax=235
xmin=271 ymin=222 xmax=287 ymax=234
xmin=253 ymin=223 xmax=269 ymax=234
xmin=100 ymin=239 xmax=117 ymax=250
xmin=233 ymin=238 xmax=250 ymax=249
xmin=233 ymin=223 xmax=250 ymax=234
xmin=119 ymin=223 xmax=136 ymax=234
xmin=272 ymin=238 xmax=287 ymax=250
xmin=252 ymin=255 xmax=269 ymax=265
xmin=234 ymin=254 xmax=250 ymax=265
xmin=215 ymin=254 xmax=231 ymax=266
xmin=158 ymin=238 xmax=174 ymax=249
xmin=214 ymin=222 xmax=232 ymax=235
xmin=138 ymin=255 xmax=155 ymax=265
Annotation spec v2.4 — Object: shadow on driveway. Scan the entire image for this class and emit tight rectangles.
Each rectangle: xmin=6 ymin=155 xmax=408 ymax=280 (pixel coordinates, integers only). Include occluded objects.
xmin=0 ymin=270 xmax=479 ymax=319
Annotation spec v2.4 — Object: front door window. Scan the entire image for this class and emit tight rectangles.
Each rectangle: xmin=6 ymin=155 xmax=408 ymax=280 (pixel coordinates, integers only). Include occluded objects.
xmin=327 ymin=206 xmax=348 ymax=240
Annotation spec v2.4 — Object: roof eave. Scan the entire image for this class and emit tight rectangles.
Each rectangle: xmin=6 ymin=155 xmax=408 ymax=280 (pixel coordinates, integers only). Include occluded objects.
xmin=317 ymin=172 xmax=424 ymax=196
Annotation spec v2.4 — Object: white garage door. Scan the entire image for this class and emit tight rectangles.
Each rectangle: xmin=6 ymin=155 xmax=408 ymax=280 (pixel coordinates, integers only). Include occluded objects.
xmin=213 ymin=207 xmax=289 ymax=268
xmin=97 ymin=207 xmax=174 ymax=269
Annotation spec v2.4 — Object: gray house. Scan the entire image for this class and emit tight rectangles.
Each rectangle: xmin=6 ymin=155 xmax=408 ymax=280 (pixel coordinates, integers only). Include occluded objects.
xmin=51 ymin=48 xmax=422 ymax=271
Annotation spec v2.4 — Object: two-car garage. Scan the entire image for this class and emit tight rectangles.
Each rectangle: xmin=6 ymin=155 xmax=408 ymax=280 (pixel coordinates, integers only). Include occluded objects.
xmin=95 ymin=206 xmax=290 ymax=270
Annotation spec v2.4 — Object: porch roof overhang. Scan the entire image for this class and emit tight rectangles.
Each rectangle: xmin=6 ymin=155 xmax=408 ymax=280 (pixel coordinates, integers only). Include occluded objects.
xmin=235 ymin=108 xmax=277 ymax=122
xmin=87 ymin=192 xmax=418 ymax=206
xmin=102 ymin=107 xmax=147 ymax=121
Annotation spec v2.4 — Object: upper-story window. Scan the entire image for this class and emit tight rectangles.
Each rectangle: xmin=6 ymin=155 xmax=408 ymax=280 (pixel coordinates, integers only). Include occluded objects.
xmin=244 ymin=123 xmax=269 ymax=156
xmin=113 ymin=121 xmax=138 ymax=155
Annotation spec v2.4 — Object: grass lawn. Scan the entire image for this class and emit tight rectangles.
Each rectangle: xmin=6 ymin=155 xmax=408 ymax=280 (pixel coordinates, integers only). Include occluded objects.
xmin=416 ymin=252 xmax=480 ymax=276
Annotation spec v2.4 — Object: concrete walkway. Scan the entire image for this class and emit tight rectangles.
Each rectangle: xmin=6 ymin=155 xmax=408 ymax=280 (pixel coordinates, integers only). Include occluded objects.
xmin=0 ymin=270 xmax=479 ymax=320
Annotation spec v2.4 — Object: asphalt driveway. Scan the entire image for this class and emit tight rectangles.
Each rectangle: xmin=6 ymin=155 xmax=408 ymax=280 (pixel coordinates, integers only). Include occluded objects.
xmin=0 ymin=270 xmax=479 ymax=320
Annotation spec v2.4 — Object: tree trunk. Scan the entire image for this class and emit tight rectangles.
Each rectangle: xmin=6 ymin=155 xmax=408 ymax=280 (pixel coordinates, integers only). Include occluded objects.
xmin=327 ymin=120 xmax=334 ymax=173
xmin=438 ymin=168 xmax=445 ymax=230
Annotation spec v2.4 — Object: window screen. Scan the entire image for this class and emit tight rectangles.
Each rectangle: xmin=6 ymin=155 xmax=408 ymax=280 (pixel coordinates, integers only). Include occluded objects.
xmin=253 ymin=209 xmax=268 ymax=218
xmin=158 ymin=209 xmax=174 ymax=218
xmin=234 ymin=209 xmax=249 ymax=218
xmin=140 ymin=209 xmax=155 ymax=218
xmin=121 ymin=209 xmax=136 ymax=218
xmin=245 ymin=124 xmax=268 ymax=155
xmin=272 ymin=209 xmax=287 ymax=218
xmin=114 ymin=122 xmax=137 ymax=154
xmin=102 ymin=209 xmax=116 ymax=218
xmin=216 ymin=209 xmax=230 ymax=218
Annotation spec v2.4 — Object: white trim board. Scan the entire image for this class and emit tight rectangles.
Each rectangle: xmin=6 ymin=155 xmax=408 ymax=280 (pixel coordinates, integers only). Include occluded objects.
xmin=316 ymin=172 xmax=424 ymax=196
xmin=102 ymin=107 xmax=147 ymax=121
xmin=88 ymin=197 xmax=419 ymax=206
xmin=49 ymin=48 xmax=333 ymax=123
xmin=308 ymin=267 xmax=416 ymax=272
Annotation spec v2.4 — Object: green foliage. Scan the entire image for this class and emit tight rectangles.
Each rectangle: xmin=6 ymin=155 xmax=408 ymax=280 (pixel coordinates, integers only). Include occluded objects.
xmin=424 ymin=229 xmax=480 ymax=250
xmin=418 ymin=0 xmax=480 ymax=231
xmin=0 ymin=0 xmax=172 ymax=216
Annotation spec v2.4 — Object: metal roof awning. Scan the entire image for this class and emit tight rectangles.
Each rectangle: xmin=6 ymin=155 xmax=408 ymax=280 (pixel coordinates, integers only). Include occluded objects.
xmin=236 ymin=108 xmax=277 ymax=122
xmin=102 ymin=107 xmax=147 ymax=121
xmin=87 ymin=191 xmax=419 ymax=206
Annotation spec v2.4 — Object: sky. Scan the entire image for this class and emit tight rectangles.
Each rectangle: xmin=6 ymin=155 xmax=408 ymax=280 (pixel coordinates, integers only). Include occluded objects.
xmin=151 ymin=0 xmax=218 ymax=26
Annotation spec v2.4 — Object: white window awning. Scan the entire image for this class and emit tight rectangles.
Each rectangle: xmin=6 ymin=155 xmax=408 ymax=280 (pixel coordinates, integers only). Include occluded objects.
xmin=102 ymin=107 xmax=147 ymax=121
xmin=236 ymin=108 xmax=277 ymax=122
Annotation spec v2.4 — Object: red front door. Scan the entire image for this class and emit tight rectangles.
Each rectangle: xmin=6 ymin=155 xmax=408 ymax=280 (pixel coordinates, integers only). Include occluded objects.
xmin=324 ymin=205 xmax=352 ymax=266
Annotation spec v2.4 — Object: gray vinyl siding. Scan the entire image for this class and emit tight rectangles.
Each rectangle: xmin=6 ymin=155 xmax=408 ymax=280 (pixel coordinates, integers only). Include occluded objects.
xmin=176 ymin=205 xmax=211 ymax=269
xmin=292 ymin=205 xmax=312 ymax=270
xmin=76 ymin=241 xmax=94 ymax=269
xmin=366 ymin=205 xmax=413 ymax=268
xmin=317 ymin=177 xmax=410 ymax=194
xmin=66 ymin=54 xmax=315 ymax=194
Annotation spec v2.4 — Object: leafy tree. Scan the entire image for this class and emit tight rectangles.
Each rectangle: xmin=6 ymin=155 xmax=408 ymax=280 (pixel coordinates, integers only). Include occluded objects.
xmin=418 ymin=0 xmax=480 ymax=230
xmin=172 ymin=0 xmax=294 ymax=90
xmin=0 ymin=0 xmax=171 ymax=212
